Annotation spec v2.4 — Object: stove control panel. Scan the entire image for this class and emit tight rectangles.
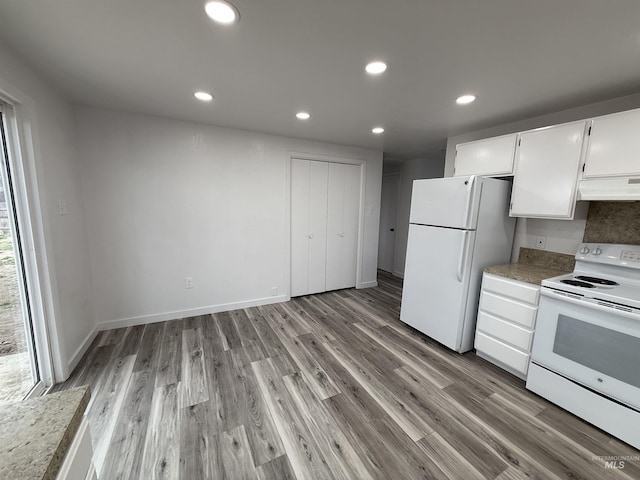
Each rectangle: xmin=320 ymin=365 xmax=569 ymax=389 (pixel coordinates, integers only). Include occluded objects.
xmin=621 ymin=250 xmax=640 ymax=262
xmin=576 ymin=243 xmax=640 ymax=269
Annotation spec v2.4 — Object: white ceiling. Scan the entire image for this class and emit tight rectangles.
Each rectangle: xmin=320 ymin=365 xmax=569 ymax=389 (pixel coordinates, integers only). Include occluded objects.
xmin=1 ymin=0 xmax=640 ymax=160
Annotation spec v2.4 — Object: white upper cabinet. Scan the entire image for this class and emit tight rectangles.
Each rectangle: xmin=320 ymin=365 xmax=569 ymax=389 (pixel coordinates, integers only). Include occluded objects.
xmin=584 ymin=108 xmax=640 ymax=178
xmin=510 ymin=121 xmax=587 ymax=220
xmin=454 ymin=134 xmax=517 ymax=177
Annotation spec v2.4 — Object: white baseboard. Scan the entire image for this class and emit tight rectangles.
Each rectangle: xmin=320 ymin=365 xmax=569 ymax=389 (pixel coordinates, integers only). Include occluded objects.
xmin=357 ymin=280 xmax=378 ymax=289
xmin=97 ymin=295 xmax=290 ymax=331
xmin=67 ymin=324 xmax=99 ymax=377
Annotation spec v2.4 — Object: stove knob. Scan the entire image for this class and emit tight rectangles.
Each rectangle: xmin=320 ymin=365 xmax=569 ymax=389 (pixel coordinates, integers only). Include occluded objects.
xmin=579 ymin=246 xmax=590 ymax=255
xmin=593 ymin=247 xmax=602 ymax=256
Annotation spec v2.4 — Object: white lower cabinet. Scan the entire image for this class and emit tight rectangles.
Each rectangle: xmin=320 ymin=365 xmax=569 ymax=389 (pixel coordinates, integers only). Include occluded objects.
xmin=56 ymin=416 xmax=96 ymax=480
xmin=474 ymin=273 xmax=540 ymax=378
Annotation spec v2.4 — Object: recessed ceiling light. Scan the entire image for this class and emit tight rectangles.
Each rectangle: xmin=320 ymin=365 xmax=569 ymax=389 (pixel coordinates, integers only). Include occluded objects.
xmin=365 ymin=61 xmax=387 ymax=75
xmin=194 ymin=91 xmax=214 ymax=102
xmin=372 ymin=127 xmax=385 ymax=134
xmin=205 ymin=1 xmax=240 ymax=24
xmin=456 ymin=94 xmax=477 ymax=105
xmin=296 ymin=112 xmax=311 ymax=120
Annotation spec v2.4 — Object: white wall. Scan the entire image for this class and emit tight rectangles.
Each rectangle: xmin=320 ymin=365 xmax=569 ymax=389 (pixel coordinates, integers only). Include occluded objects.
xmin=510 ymin=203 xmax=589 ymax=261
xmin=389 ymin=157 xmax=445 ymax=277
xmin=0 ymin=41 xmax=95 ymax=381
xmin=75 ymin=107 xmax=383 ymax=328
xmin=444 ymin=93 xmax=640 ymax=259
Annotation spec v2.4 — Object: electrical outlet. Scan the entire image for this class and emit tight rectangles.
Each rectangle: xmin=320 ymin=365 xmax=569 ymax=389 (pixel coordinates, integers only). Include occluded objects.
xmin=271 ymin=287 xmax=278 ymax=297
xmin=185 ymin=277 xmax=194 ymax=289
xmin=536 ymin=236 xmax=546 ymax=250
xmin=58 ymin=199 xmax=68 ymax=215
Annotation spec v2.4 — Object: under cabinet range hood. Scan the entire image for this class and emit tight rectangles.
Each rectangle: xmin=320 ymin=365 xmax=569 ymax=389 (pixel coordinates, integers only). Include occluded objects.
xmin=578 ymin=177 xmax=640 ymax=201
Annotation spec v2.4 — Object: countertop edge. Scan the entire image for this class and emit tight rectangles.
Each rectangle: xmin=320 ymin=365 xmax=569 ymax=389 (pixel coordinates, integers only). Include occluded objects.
xmin=484 ymin=263 xmax=571 ymax=286
xmin=43 ymin=387 xmax=91 ymax=480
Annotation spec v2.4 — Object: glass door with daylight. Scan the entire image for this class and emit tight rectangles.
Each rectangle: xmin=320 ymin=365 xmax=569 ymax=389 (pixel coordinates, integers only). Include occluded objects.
xmin=0 ymin=103 xmax=40 ymax=403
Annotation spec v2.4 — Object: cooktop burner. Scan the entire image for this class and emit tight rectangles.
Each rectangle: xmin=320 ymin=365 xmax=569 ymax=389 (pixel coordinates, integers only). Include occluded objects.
xmin=575 ymin=275 xmax=619 ymax=286
xmin=541 ymin=244 xmax=640 ymax=310
xmin=560 ymin=279 xmax=596 ymax=288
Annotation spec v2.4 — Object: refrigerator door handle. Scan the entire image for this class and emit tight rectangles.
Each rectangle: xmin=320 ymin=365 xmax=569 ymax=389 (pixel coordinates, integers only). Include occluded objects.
xmin=457 ymin=231 xmax=470 ymax=282
xmin=462 ymin=175 xmax=475 ymax=229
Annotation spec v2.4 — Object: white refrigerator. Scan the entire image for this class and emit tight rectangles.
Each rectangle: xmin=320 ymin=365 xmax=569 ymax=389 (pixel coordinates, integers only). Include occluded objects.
xmin=400 ymin=175 xmax=515 ymax=353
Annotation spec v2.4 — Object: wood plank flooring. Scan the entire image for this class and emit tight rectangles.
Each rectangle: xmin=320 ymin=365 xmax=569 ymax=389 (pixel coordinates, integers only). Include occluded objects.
xmin=53 ymin=272 xmax=639 ymax=479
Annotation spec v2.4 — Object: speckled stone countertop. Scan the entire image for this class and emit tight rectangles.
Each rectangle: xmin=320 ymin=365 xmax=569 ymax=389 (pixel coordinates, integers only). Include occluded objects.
xmin=0 ymin=386 xmax=90 ymax=480
xmin=484 ymin=263 xmax=569 ymax=285
xmin=484 ymin=248 xmax=575 ymax=285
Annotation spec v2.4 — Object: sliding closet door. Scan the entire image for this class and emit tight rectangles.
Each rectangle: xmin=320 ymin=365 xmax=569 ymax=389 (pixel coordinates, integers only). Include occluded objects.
xmin=290 ymin=159 xmax=308 ymax=297
xmin=326 ymin=163 xmax=361 ymax=291
xmin=290 ymin=159 xmax=328 ymax=297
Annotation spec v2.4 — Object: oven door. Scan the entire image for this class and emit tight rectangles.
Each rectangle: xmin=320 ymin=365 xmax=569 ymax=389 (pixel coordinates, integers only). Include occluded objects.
xmin=531 ymin=288 xmax=640 ymax=411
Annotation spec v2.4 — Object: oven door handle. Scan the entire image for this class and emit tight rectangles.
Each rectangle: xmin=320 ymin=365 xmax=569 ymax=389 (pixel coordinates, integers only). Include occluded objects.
xmin=542 ymin=288 xmax=640 ymax=322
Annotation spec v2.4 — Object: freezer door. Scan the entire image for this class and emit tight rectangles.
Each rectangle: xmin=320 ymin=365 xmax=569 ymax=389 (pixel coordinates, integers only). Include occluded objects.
xmin=400 ymin=224 xmax=475 ymax=351
xmin=409 ymin=176 xmax=480 ymax=229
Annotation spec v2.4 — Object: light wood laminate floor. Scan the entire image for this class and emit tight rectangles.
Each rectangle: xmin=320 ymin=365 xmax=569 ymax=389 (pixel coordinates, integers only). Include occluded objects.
xmin=53 ymin=272 xmax=639 ymax=479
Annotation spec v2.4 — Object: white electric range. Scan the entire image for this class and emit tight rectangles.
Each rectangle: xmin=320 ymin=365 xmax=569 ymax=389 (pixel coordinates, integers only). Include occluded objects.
xmin=527 ymin=243 xmax=640 ymax=449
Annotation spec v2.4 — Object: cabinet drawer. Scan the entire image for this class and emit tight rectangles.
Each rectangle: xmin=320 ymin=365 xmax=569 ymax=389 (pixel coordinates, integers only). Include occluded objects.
xmin=475 ymin=332 xmax=530 ymax=375
xmin=480 ymin=291 xmax=538 ymax=328
xmin=482 ymin=273 xmax=539 ymax=304
xmin=476 ymin=310 xmax=533 ymax=352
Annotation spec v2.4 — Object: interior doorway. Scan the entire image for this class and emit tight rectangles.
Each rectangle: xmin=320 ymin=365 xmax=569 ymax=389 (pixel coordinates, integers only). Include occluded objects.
xmin=0 ymin=102 xmax=40 ymax=403
xmin=378 ymin=174 xmax=399 ymax=273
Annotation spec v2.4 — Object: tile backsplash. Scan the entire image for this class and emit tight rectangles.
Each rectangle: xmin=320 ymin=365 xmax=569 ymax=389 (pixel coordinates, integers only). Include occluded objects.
xmin=583 ymin=201 xmax=640 ymax=245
